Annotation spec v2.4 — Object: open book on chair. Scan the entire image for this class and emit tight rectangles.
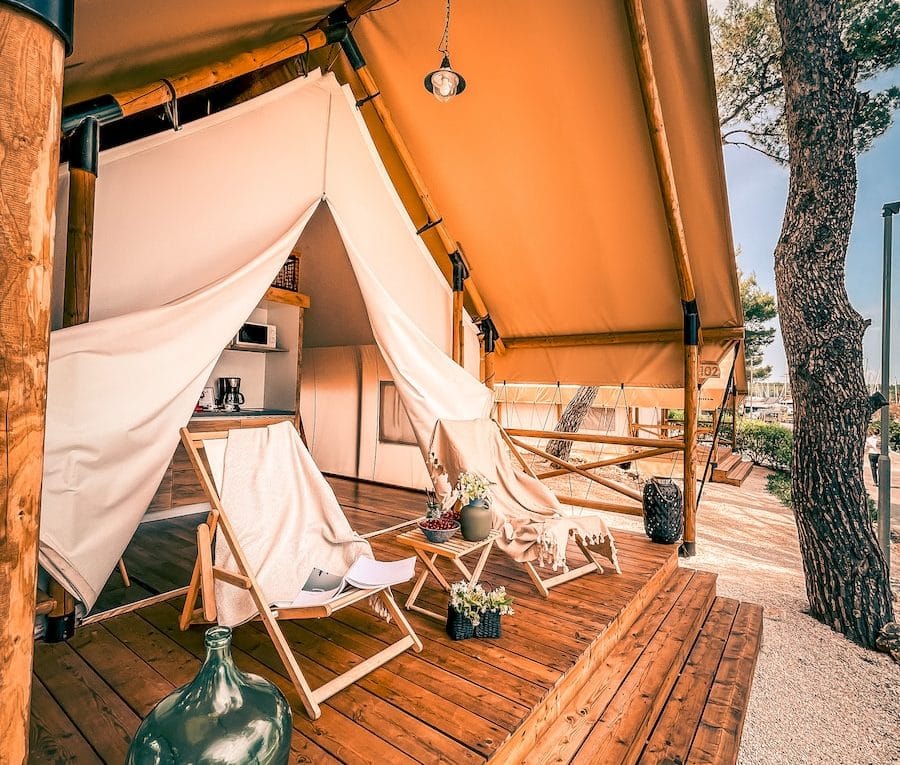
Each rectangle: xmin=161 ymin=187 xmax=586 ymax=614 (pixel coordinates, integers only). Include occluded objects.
xmin=273 ymin=556 xmax=417 ymax=609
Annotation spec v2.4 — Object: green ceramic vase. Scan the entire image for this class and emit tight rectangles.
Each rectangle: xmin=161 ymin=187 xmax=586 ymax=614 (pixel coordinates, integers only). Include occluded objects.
xmin=460 ymin=499 xmax=492 ymax=542
xmin=125 ymin=626 xmax=292 ymax=765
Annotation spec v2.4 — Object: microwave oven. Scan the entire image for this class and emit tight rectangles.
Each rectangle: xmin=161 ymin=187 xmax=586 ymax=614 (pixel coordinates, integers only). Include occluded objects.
xmin=232 ymin=321 xmax=277 ymax=349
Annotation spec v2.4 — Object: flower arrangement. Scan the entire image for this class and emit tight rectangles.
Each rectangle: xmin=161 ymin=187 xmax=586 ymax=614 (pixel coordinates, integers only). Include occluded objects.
xmin=448 ymin=582 xmax=513 ymax=627
xmin=456 ymin=471 xmax=492 ymax=507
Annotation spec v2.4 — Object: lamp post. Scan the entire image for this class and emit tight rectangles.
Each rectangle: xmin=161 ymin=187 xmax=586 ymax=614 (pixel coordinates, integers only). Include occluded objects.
xmin=879 ymin=201 xmax=899 ymax=575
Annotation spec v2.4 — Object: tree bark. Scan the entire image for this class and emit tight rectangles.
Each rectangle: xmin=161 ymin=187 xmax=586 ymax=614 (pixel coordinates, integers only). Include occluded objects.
xmin=546 ymin=386 xmax=598 ymax=461
xmin=773 ymin=0 xmax=893 ymax=646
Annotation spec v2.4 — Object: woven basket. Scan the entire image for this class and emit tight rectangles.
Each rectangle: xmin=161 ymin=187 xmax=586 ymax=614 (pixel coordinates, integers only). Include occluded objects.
xmin=642 ymin=477 xmax=684 ymax=544
xmin=446 ymin=606 xmax=503 ymax=640
xmin=272 ymin=255 xmax=298 ymax=292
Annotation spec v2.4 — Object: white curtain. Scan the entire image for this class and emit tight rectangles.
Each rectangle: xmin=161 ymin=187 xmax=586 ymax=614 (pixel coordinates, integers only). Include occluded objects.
xmin=41 ymin=72 xmax=487 ymax=609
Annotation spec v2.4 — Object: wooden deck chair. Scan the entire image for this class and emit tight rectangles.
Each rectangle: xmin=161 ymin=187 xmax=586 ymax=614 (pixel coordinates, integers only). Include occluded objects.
xmin=495 ymin=424 xmax=618 ymax=597
xmin=178 ymin=427 xmax=423 ymax=720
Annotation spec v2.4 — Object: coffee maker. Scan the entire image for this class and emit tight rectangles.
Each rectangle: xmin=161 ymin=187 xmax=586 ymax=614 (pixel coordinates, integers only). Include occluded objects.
xmin=217 ymin=377 xmax=245 ymax=412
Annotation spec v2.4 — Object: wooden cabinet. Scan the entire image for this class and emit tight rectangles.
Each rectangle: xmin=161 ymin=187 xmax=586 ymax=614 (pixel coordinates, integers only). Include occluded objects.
xmin=146 ymin=415 xmax=293 ymax=516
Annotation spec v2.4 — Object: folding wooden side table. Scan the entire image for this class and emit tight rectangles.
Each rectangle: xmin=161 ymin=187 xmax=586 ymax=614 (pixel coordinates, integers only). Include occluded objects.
xmin=396 ymin=526 xmax=500 ymax=622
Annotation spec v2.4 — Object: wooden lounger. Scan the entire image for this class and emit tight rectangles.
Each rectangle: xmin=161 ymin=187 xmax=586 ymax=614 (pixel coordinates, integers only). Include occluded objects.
xmin=177 ymin=426 xmax=423 ymax=720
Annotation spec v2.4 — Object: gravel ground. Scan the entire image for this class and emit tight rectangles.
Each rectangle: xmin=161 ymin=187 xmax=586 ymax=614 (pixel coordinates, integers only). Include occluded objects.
xmin=535 ymin=451 xmax=900 ymax=764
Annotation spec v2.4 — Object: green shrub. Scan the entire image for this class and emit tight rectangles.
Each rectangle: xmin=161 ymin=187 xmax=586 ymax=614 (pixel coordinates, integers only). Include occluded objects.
xmin=766 ymin=471 xmax=792 ymax=507
xmin=737 ymin=420 xmax=793 ymax=472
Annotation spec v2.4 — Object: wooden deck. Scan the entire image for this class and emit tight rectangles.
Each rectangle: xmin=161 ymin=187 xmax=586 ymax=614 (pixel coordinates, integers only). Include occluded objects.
xmin=29 ymin=477 xmax=760 ymax=764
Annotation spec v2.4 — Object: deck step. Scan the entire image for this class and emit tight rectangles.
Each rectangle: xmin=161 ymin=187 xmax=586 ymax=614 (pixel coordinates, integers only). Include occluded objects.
xmin=711 ymin=453 xmax=741 ymax=478
xmin=638 ymin=598 xmax=763 ymax=765
xmin=721 ymin=459 xmax=754 ymax=487
xmin=522 ymin=568 xmax=717 ymax=765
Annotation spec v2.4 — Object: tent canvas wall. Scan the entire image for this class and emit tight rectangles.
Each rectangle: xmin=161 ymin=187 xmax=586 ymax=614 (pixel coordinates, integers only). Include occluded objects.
xmin=43 ymin=71 xmax=483 ymax=608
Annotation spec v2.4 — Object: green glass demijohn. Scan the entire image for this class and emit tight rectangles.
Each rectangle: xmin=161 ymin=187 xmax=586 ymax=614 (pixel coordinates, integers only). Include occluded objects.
xmin=126 ymin=626 xmax=292 ymax=765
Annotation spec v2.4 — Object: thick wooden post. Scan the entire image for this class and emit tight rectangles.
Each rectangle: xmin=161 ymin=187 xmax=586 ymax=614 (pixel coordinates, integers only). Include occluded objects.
xmin=48 ymin=116 xmax=101 ymax=639
xmin=0 ymin=2 xmax=69 ymax=761
xmin=682 ymin=309 xmax=700 ymax=556
xmin=624 ymin=0 xmax=702 ymax=555
xmin=63 ymin=117 xmax=98 ymax=326
xmin=482 ymin=319 xmax=497 ymax=390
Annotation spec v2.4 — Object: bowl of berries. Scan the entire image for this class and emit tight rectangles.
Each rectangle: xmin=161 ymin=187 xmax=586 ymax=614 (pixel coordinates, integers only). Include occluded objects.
xmin=418 ymin=506 xmax=461 ymax=544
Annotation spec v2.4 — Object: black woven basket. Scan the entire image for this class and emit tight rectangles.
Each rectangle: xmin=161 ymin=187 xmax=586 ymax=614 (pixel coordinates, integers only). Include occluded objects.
xmin=446 ymin=606 xmax=503 ymax=640
xmin=272 ymin=255 xmax=298 ymax=292
xmin=641 ymin=477 xmax=684 ymax=544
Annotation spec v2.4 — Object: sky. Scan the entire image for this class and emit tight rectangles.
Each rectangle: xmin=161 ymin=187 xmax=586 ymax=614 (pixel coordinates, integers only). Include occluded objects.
xmin=720 ymin=57 xmax=900 ymax=388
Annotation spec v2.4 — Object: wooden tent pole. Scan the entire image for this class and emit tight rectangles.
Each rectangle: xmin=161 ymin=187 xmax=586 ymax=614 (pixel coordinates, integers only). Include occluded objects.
xmin=0 ymin=3 xmax=68 ymax=760
xmin=77 ymin=29 xmax=330 ymax=123
xmin=502 ymin=326 xmax=742 ymax=350
xmin=624 ymin=0 xmax=700 ymax=556
xmin=48 ymin=116 xmax=102 ymax=639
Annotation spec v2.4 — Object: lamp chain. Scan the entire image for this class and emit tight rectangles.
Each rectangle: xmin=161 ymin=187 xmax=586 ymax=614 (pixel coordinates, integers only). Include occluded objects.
xmin=438 ymin=0 xmax=452 ymax=56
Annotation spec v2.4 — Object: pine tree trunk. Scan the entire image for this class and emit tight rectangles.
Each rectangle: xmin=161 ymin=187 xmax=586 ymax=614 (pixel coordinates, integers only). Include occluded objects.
xmin=773 ymin=0 xmax=893 ymax=646
xmin=546 ymin=386 xmax=598 ymax=461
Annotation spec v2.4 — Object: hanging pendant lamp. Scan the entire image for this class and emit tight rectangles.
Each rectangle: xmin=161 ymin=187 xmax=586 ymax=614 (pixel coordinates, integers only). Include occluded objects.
xmin=424 ymin=0 xmax=466 ymax=102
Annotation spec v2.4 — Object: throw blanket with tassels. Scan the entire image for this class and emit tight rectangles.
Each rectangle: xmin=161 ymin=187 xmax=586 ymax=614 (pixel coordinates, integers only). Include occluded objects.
xmin=428 ymin=418 xmax=620 ymax=574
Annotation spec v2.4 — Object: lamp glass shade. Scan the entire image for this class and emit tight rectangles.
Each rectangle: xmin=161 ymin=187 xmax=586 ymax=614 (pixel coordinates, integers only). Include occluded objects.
xmin=424 ymin=55 xmax=466 ymax=102
xmin=431 ymin=68 xmax=460 ymax=102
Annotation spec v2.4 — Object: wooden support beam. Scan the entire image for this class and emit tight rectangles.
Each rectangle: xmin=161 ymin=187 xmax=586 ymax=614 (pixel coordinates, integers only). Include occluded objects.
xmin=683 ymin=344 xmax=700 ymax=554
xmin=484 ymin=350 xmax=496 ymax=390
xmin=504 ymin=427 xmax=684 ymax=450
xmin=294 ymin=307 xmax=306 ymax=438
xmin=625 ymin=0 xmax=704 ymax=555
xmin=63 ymin=165 xmax=96 ymax=325
xmin=623 ymin=0 xmax=696 ymax=306
xmin=555 ymin=494 xmax=644 ymax=517
xmin=452 ymin=289 xmax=464 ymax=365
xmin=509 ymin=436 xmax=644 ymax=503
xmin=106 ymin=29 xmax=330 ymax=118
xmin=0 ymin=6 xmax=66 ymax=761
xmin=349 ymin=61 xmax=504 ymax=353
xmin=501 ymin=326 xmax=743 ymax=351
xmin=536 ymin=447 xmax=680 ymax=479
xmin=264 ymin=286 xmax=310 ymax=309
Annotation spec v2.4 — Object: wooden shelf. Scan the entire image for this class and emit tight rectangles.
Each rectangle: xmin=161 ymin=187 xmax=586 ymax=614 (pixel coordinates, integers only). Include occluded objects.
xmin=263 ymin=286 xmax=310 ymax=308
xmin=223 ymin=344 xmax=288 ymax=354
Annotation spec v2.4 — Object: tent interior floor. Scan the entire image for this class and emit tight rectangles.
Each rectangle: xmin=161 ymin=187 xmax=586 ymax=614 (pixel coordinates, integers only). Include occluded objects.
xmin=30 ymin=477 xmax=762 ymax=764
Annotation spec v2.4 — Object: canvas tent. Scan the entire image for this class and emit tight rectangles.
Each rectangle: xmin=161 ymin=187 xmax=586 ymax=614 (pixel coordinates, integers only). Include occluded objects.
xmin=58 ymin=0 xmax=744 ymax=391
xmin=43 ymin=71 xmax=488 ymax=608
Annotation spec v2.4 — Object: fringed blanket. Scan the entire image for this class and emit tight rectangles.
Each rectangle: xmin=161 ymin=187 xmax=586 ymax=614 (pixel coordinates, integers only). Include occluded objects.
xmin=428 ymin=418 xmax=620 ymax=574
xmin=212 ymin=421 xmax=379 ymax=626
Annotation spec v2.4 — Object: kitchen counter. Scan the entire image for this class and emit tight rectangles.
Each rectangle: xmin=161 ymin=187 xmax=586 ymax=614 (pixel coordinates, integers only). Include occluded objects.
xmin=191 ymin=408 xmax=294 ymax=419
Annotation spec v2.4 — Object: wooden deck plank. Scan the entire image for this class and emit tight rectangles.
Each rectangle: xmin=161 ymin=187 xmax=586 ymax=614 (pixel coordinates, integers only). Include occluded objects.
xmin=103 ymin=609 xmax=340 ymax=764
xmin=568 ymin=572 xmax=717 ymax=765
xmin=686 ymin=602 xmax=764 ymax=765
xmin=32 ymin=642 xmax=140 ymax=764
xmin=139 ymin=601 xmax=424 ymax=765
xmin=29 ymin=677 xmax=104 ymax=765
xmin=637 ymin=598 xmax=740 ymax=765
xmin=279 ymin=612 xmax=531 ymax=730
xmin=68 ymin=624 xmax=175 ymax=717
xmin=30 ymin=478 xmax=703 ymax=765
xmin=520 ymin=569 xmax=697 ymax=765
